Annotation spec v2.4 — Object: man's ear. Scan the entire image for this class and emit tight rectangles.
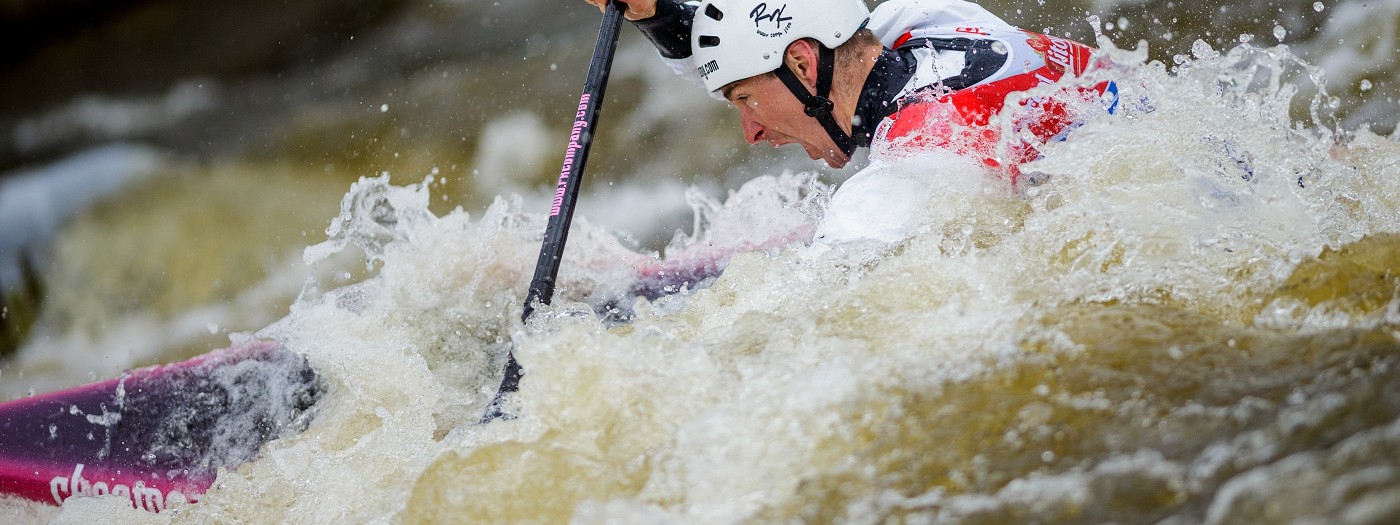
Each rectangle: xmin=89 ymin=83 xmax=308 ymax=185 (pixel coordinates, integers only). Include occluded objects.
xmin=782 ymin=39 xmax=821 ymax=91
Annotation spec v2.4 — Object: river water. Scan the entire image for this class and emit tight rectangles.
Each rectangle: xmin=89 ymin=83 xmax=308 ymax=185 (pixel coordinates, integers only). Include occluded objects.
xmin=2 ymin=0 xmax=1399 ymax=523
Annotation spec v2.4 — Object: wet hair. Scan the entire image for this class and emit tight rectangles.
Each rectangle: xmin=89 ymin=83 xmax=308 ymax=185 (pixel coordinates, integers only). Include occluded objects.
xmin=836 ymin=28 xmax=883 ymax=69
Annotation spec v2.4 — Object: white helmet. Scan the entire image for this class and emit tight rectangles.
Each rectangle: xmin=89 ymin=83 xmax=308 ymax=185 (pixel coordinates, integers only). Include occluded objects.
xmin=691 ymin=0 xmax=871 ymax=92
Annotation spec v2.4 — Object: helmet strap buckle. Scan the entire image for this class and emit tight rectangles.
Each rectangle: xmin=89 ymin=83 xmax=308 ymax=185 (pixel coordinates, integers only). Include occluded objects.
xmin=804 ymin=97 xmax=835 ymax=118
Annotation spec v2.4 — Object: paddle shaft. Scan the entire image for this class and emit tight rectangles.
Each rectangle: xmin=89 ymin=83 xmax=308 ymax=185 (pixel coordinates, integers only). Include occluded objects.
xmin=488 ymin=1 xmax=626 ymax=408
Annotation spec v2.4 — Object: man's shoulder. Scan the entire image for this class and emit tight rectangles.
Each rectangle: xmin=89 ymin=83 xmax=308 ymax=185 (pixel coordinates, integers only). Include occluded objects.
xmin=868 ymin=0 xmax=1016 ymax=45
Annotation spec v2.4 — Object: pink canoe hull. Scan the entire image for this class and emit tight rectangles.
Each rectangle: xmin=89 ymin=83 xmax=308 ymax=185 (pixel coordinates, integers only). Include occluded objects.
xmin=0 ymin=341 xmax=321 ymax=511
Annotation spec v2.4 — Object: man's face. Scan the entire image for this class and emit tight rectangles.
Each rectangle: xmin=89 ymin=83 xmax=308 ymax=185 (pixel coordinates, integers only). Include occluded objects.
xmin=723 ymin=75 xmax=851 ymax=169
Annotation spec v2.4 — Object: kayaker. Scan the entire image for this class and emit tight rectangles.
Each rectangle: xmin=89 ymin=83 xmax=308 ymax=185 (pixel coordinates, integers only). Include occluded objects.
xmin=582 ymin=0 xmax=1116 ymax=244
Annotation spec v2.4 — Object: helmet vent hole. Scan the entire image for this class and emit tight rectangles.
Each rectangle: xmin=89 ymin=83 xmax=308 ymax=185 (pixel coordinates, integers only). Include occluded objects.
xmin=704 ymin=4 xmax=724 ymax=21
xmin=698 ymin=35 xmax=721 ymax=48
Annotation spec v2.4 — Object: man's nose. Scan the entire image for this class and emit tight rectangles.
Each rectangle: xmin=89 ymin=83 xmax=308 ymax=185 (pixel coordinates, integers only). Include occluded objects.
xmin=741 ymin=116 xmax=765 ymax=145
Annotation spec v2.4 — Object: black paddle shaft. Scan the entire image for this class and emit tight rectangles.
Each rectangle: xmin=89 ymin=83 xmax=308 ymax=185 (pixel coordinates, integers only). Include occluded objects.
xmin=486 ymin=1 xmax=626 ymax=414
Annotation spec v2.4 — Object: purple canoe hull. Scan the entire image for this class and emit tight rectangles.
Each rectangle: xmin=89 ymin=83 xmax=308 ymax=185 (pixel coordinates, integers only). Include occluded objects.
xmin=0 ymin=341 xmax=322 ymax=511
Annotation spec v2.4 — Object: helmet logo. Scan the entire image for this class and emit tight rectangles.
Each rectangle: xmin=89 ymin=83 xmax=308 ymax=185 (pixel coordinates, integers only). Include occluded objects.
xmin=697 ymin=60 xmax=720 ymax=80
xmin=749 ymin=3 xmax=793 ymax=38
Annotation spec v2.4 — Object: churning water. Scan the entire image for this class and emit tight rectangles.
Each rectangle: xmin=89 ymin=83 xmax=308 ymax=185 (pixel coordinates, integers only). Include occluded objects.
xmin=4 ymin=2 xmax=1400 ymax=524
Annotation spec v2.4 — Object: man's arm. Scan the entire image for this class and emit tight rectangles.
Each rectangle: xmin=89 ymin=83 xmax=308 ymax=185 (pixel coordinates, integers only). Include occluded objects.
xmin=583 ymin=1 xmax=713 ymax=94
xmin=582 ymin=0 xmax=696 ymax=59
xmin=630 ymin=0 xmax=698 ymax=60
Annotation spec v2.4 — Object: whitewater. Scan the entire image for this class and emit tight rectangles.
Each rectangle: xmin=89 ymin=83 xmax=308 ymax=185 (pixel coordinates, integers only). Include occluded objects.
xmin=5 ymin=8 xmax=1400 ymax=525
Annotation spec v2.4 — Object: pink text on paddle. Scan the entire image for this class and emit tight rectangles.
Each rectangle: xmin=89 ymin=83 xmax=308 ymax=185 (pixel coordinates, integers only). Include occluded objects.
xmin=552 ymin=94 xmax=592 ymax=216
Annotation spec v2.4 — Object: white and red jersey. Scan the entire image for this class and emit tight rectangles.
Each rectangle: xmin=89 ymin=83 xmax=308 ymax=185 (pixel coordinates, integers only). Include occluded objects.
xmin=821 ymin=0 xmax=1116 ymax=244
xmin=868 ymin=0 xmax=1111 ymax=171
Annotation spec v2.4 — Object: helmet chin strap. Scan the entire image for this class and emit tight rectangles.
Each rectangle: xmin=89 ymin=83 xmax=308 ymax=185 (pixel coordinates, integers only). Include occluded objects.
xmin=772 ymin=44 xmax=858 ymax=159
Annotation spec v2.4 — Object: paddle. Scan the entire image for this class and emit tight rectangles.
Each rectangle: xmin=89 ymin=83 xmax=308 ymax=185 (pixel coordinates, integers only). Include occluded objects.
xmin=480 ymin=0 xmax=627 ymax=422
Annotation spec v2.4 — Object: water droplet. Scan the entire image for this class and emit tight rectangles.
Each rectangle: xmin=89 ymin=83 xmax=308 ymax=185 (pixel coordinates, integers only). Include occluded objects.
xmin=1360 ymin=79 xmax=1373 ymax=91
xmin=1313 ymin=1 xmax=1324 ymax=11
xmin=380 ymin=104 xmax=389 ymax=113
xmin=1238 ymin=33 xmax=1253 ymax=43
xmin=1273 ymin=25 xmax=1287 ymax=41
xmin=1117 ymin=17 xmax=1130 ymax=30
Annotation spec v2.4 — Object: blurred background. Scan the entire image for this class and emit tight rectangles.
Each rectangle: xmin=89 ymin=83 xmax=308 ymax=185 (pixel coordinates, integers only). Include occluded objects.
xmin=1 ymin=0 xmax=1396 ymax=376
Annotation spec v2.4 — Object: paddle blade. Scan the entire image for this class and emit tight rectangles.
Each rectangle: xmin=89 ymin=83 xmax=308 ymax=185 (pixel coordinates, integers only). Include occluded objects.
xmin=0 ymin=341 xmax=322 ymax=512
